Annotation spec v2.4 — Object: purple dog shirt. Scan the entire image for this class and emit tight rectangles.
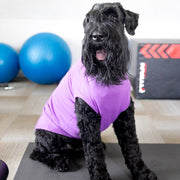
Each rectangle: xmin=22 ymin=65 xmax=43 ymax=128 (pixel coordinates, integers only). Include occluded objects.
xmin=35 ymin=61 xmax=131 ymax=139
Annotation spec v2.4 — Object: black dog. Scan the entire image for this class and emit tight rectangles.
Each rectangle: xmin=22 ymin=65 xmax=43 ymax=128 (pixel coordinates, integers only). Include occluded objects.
xmin=30 ymin=3 xmax=157 ymax=180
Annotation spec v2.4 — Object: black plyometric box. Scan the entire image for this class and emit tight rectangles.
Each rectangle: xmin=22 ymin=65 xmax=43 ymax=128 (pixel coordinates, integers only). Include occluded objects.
xmin=129 ymin=39 xmax=180 ymax=99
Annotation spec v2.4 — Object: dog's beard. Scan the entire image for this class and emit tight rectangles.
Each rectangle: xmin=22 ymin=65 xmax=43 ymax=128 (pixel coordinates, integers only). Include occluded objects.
xmin=82 ymin=36 xmax=130 ymax=86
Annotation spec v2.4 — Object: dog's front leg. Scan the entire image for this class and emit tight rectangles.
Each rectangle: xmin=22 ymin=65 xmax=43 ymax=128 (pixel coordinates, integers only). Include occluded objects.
xmin=113 ymin=98 xmax=157 ymax=180
xmin=75 ymin=97 xmax=111 ymax=180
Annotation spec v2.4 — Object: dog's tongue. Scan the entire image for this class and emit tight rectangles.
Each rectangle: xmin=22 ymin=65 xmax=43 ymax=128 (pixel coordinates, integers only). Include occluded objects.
xmin=96 ymin=50 xmax=107 ymax=61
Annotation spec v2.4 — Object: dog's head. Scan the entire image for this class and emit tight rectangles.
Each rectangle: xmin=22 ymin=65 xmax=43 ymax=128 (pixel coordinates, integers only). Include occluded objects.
xmin=82 ymin=2 xmax=139 ymax=85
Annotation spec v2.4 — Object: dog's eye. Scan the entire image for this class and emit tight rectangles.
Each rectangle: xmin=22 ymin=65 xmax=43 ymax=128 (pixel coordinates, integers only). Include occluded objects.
xmin=104 ymin=8 xmax=118 ymax=22
xmin=110 ymin=14 xmax=118 ymax=21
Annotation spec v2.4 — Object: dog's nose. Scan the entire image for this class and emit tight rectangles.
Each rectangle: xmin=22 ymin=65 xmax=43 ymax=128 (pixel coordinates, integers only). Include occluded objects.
xmin=91 ymin=31 xmax=105 ymax=42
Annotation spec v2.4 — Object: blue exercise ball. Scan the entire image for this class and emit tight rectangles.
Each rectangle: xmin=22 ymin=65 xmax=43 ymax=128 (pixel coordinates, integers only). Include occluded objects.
xmin=0 ymin=43 xmax=19 ymax=83
xmin=19 ymin=33 xmax=71 ymax=84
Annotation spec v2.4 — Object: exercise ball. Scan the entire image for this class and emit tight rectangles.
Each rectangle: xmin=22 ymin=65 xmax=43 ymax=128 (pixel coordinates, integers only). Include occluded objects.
xmin=19 ymin=33 xmax=71 ymax=84
xmin=0 ymin=159 xmax=9 ymax=180
xmin=0 ymin=43 xmax=19 ymax=83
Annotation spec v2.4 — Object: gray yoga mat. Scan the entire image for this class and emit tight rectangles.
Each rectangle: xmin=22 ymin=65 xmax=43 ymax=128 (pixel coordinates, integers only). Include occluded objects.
xmin=14 ymin=143 xmax=180 ymax=180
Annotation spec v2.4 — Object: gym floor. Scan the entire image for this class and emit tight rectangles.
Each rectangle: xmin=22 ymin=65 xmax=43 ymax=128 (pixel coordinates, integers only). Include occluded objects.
xmin=0 ymin=77 xmax=180 ymax=180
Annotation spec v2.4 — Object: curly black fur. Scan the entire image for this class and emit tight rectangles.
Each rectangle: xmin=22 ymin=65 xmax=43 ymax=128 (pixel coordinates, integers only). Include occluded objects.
xmin=113 ymin=98 xmax=157 ymax=180
xmin=82 ymin=2 xmax=138 ymax=86
xmin=30 ymin=129 xmax=83 ymax=172
xmin=75 ymin=97 xmax=111 ymax=180
xmin=30 ymin=2 xmax=157 ymax=180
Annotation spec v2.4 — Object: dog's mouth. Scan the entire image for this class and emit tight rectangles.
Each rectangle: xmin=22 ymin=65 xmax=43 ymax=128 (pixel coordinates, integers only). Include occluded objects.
xmin=96 ymin=49 xmax=107 ymax=61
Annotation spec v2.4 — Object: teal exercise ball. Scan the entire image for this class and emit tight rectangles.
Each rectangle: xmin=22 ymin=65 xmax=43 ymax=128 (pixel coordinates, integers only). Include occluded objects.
xmin=19 ymin=33 xmax=72 ymax=84
xmin=0 ymin=43 xmax=19 ymax=83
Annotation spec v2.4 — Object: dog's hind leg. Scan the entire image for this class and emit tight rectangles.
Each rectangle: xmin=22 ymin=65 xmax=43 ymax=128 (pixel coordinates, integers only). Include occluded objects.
xmin=30 ymin=129 xmax=71 ymax=172
xmin=75 ymin=97 xmax=111 ymax=180
xmin=113 ymin=98 xmax=157 ymax=180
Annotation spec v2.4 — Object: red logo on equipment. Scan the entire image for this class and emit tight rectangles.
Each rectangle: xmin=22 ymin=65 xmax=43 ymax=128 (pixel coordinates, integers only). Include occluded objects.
xmin=140 ymin=44 xmax=180 ymax=59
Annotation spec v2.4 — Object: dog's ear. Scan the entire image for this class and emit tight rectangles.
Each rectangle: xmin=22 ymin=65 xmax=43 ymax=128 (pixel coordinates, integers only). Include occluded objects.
xmin=83 ymin=4 xmax=98 ymax=28
xmin=117 ymin=3 xmax=139 ymax=35
xmin=91 ymin=3 xmax=98 ymax=10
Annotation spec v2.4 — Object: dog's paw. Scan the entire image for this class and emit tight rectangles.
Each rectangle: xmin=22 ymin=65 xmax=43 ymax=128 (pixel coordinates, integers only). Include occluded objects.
xmin=133 ymin=169 xmax=157 ymax=180
xmin=49 ymin=155 xmax=71 ymax=172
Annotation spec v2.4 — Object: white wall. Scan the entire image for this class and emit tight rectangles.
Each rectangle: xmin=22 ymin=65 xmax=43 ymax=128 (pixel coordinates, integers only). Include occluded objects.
xmin=0 ymin=0 xmax=180 ymax=64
